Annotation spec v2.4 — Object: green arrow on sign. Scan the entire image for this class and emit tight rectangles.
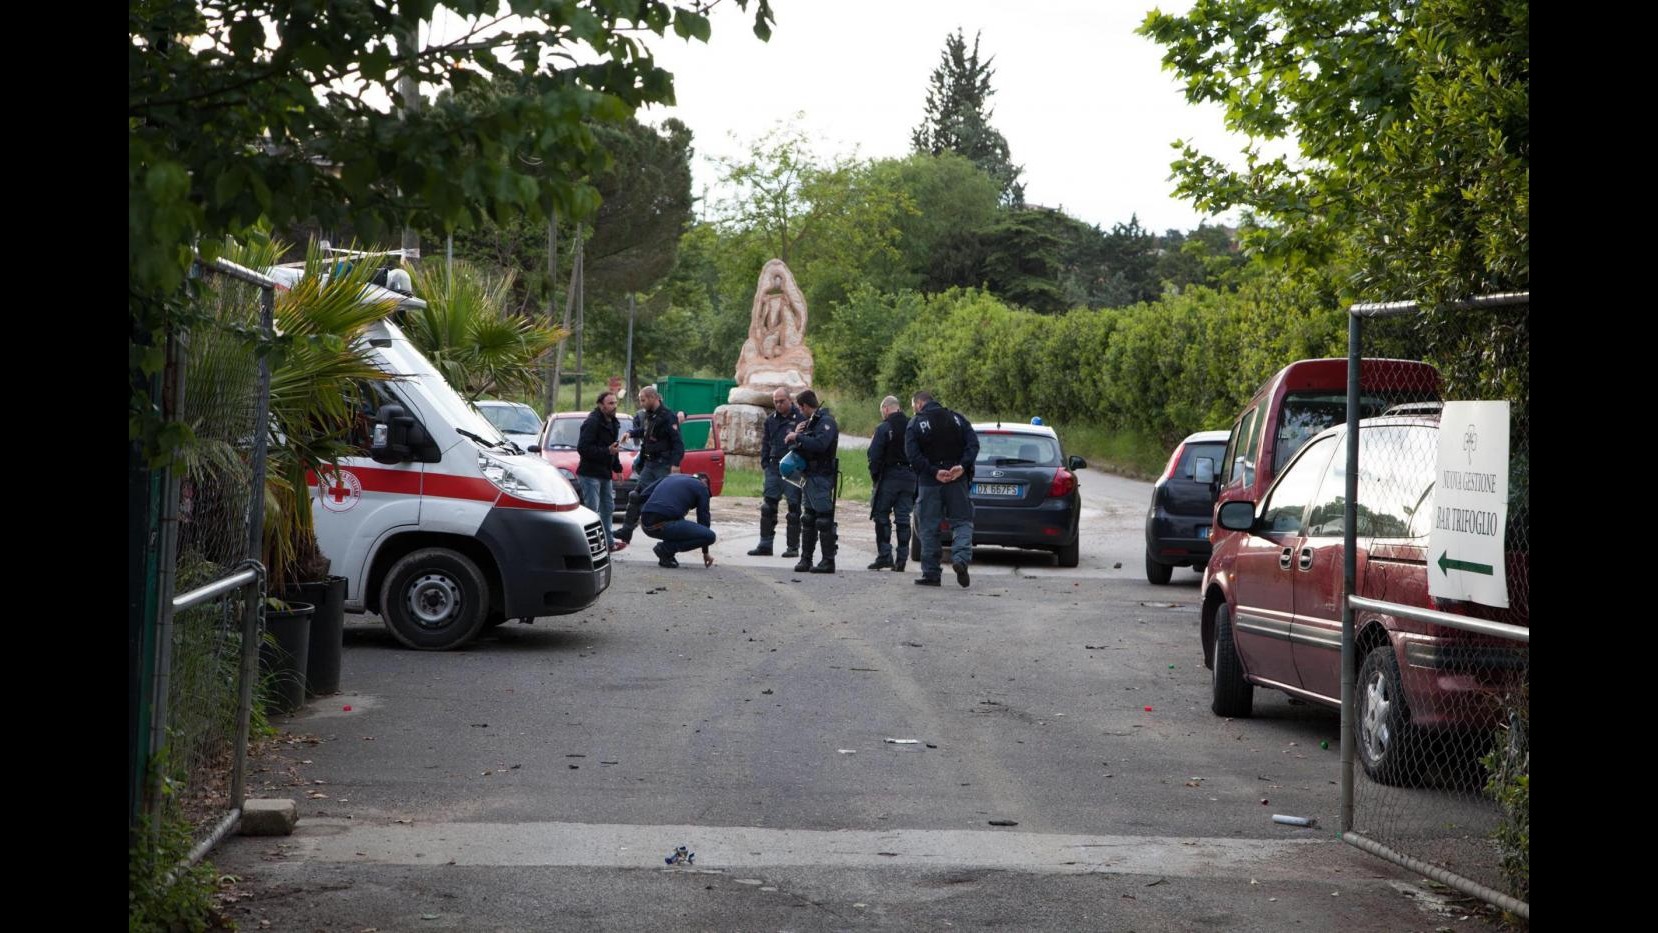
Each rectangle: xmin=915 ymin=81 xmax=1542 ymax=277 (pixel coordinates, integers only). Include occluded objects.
xmin=1437 ymin=551 xmax=1493 ymax=577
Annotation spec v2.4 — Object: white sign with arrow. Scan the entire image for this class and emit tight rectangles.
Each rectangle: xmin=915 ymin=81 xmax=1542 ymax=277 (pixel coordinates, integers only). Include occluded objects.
xmin=1429 ymin=401 xmax=1510 ymax=608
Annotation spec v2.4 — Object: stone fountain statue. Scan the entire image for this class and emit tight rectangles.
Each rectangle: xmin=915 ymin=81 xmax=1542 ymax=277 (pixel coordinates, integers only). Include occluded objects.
xmin=715 ymin=259 xmax=817 ymax=464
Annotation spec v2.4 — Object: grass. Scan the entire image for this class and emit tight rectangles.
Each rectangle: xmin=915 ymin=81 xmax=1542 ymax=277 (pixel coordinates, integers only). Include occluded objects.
xmin=721 ymin=466 xmax=873 ymax=503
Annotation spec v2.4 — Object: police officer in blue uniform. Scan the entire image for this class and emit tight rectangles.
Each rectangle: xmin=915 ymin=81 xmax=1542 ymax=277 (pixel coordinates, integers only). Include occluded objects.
xmin=615 ymin=385 xmax=685 ymax=546
xmin=866 ymin=395 xmax=915 ymax=571
xmin=747 ymin=387 xmax=808 ymax=558
xmin=786 ymin=390 xmax=840 ymax=574
xmin=905 ymin=390 xmax=979 ymax=587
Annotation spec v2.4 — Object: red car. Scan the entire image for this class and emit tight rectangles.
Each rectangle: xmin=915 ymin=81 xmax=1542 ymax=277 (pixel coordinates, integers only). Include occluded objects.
xmin=1204 ymin=413 xmax=1527 ymax=785
xmin=1209 ymin=358 xmax=1441 ymax=550
xmin=537 ymin=411 xmax=726 ymax=517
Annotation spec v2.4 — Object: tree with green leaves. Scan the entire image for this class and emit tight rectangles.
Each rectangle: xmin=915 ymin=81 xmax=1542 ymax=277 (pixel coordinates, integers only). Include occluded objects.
xmin=866 ymin=152 xmax=1003 ymax=294
xmin=712 ymin=121 xmax=912 ymax=313
xmin=911 ymin=28 xmax=1025 ymax=208
xmin=1139 ymin=0 xmax=1527 ymax=305
xmin=130 ymin=0 xmax=774 ymax=464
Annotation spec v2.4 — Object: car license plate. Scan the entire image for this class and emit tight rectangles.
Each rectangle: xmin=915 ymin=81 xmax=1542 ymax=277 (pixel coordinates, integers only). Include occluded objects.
xmin=1198 ymin=525 xmax=1210 ymax=540
xmin=973 ymin=483 xmax=1021 ymax=496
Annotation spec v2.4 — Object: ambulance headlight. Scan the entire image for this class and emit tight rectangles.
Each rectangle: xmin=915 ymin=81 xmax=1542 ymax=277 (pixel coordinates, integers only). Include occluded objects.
xmin=477 ymin=452 xmax=557 ymax=502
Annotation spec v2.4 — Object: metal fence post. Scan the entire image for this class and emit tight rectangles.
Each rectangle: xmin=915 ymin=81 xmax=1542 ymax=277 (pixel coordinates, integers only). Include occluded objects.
xmin=1340 ymin=312 xmax=1360 ymax=834
xmin=145 ymin=326 xmax=188 ymax=823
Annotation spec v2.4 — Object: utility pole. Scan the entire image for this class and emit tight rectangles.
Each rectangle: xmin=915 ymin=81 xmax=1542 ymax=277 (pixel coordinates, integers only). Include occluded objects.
xmin=624 ymin=293 xmax=636 ymax=402
xmin=574 ymin=242 xmax=585 ymax=410
xmin=549 ymin=227 xmax=583 ymax=413
xmin=553 ymin=213 xmax=567 ymax=417
xmin=396 ymin=18 xmax=421 ymax=264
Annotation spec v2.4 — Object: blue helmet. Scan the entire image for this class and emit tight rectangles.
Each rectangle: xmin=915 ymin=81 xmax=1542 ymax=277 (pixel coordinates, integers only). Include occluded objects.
xmin=779 ymin=450 xmax=806 ymax=480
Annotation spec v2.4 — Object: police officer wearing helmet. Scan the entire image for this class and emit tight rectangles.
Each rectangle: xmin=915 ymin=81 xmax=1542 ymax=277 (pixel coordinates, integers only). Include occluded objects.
xmin=615 ymin=385 xmax=685 ymax=546
xmin=747 ymin=387 xmax=807 ymax=558
xmin=905 ymin=390 xmax=980 ymax=587
xmin=866 ymin=395 xmax=916 ymax=571
xmin=784 ymin=390 xmax=840 ymax=574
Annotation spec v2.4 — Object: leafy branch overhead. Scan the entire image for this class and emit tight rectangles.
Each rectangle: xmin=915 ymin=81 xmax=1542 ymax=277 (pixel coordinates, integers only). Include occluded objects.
xmin=129 ymin=0 xmax=773 ymax=462
xmin=1138 ymin=0 xmax=1527 ymax=305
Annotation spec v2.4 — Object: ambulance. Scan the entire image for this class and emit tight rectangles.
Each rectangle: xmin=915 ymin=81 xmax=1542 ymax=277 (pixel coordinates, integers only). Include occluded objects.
xmin=267 ymin=263 xmax=611 ymax=650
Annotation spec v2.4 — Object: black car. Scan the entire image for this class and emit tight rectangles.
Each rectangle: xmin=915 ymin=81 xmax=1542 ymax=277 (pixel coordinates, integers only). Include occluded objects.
xmin=1144 ymin=429 xmax=1229 ymax=583
xmin=914 ymin=422 xmax=1087 ymax=567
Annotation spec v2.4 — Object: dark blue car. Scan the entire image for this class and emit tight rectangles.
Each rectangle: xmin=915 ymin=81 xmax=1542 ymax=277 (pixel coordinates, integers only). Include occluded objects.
xmin=915 ymin=422 xmax=1087 ymax=567
xmin=1144 ymin=430 xmax=1229 ymax=584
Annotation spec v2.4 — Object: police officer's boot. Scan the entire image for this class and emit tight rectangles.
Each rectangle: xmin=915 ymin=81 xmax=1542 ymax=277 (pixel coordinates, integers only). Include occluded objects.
xmin=794 ymin=522 xmax=817 ymax=573
xmin=748 ymin=497 xmax=778 ymax=556
xmin=781 ymin=509 xmax=801 ymax=559
xmin=868 ymin=518 xmax=892 ymax=570
xmin=892 ymin=522 xmax=910 ymax=573
xmin=811 ymin=520 xmax=836 ymax=574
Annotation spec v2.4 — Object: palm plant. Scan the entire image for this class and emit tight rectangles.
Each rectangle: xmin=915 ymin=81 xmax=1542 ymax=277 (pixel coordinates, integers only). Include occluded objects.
xmin=245 ymin=237 xmax=401 ymax=591
xmin=405 ymin=259 xmax=565 ymax=402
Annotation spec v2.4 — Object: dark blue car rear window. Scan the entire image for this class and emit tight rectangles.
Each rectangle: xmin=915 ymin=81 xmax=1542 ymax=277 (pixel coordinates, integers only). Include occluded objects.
xmin=1176 ymin=443 xmax=1225 ymax=480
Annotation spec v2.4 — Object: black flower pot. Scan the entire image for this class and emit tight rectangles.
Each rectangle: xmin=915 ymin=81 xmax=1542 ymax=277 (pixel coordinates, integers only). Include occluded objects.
xmin=259 ymin=601 xmax=314 ymax=714
xmin=287 ymin=575 xmax=346 ymax=696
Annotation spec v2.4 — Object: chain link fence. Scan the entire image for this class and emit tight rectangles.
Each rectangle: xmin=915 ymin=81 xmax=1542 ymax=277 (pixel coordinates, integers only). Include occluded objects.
xmin=143 ymin=256 xmax=275 ymax=855
xmin=1340 ymin=294 xmax=1529 ymax=919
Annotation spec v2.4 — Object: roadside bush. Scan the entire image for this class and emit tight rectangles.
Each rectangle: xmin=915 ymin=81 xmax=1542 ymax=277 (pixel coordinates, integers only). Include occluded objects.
xmin=129 ymin=814 xmax=224 ymax=933
xmin=1482 ymin=687 xmax=1529 ymax=905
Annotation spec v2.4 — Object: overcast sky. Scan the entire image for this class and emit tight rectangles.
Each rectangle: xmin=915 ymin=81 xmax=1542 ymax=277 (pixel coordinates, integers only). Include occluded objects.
xmin=634 ymin=0 xmax=1262 ymax=234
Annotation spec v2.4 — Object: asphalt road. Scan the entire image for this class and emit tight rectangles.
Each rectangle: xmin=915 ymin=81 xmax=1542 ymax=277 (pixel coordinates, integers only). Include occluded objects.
xmin=212 ymin=466 xmax=1504 ymax=931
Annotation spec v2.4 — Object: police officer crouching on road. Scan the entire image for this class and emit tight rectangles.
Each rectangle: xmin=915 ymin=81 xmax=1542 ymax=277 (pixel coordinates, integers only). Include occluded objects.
xmin=786 ymin=390 xmax=840 ymax=574
xmin=905 ymin=390 xmax=979 ymax=587
xmin=637 ymin=472 xmax=717 ymax=569
xmin=866 ymin=395 xmax=915 ymax=571
xmin=615 ymin=385 xmax=685 ymax=547
xmin=747 ymin=387 xmax=807 ymax=558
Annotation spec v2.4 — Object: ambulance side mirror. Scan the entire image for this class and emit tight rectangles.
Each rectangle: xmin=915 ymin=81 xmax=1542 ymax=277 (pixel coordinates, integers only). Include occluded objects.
xmin=371 ymin=404 xmax=416 ymax=464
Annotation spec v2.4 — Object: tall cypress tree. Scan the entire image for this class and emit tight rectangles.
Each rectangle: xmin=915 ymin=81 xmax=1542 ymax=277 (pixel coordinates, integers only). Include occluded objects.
xmin=911 ymin=29 xmax=1025 ymax=208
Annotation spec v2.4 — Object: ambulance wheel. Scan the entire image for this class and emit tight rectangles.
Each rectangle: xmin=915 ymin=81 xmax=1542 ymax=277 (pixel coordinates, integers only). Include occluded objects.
xmin=381 ymin=548 xmax=488 ymax=650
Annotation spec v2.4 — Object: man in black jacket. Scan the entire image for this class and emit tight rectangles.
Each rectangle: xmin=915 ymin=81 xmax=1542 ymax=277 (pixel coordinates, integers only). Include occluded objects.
xmin=866 ymin=395 xmax=916 ymax=572
xmin=615 ymin=385 xmax=685 ymax=546
xmin=785 ymin=390 xmax=840 ymax=574
xmin=904 ymin=390 xmax=979 ymax=587
xmin=747 ymin=387 xmax=807 ymax=557
xmin=576 ymin=391 xmax=624 ymax=549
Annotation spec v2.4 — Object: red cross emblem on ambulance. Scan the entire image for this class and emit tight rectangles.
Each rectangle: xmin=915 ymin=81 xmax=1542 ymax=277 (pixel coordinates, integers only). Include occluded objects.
xmin=318 ymin=468 xmax=363 ymax=512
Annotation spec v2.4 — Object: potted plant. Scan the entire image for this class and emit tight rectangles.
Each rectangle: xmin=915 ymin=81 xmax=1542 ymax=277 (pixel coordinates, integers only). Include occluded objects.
xmin=238 ymin=235 xmax=401 ymax=702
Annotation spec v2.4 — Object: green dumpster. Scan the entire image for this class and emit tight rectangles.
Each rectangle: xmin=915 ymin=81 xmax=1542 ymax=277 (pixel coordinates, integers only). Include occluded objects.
xmin=660 ymin=376 xmax=736 ymax=448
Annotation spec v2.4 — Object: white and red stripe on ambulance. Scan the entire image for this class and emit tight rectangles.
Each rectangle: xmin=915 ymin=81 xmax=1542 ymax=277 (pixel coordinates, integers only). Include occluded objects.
xmin=308 ymin=465 xmax=580 ymax=512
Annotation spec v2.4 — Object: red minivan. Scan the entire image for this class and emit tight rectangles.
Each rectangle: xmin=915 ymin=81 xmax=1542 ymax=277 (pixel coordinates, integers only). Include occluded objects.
xmin=1203 ymin=358 xmax=1438 ymax=633
xmin=1205 ymin=413 xmax=1527 ymax=785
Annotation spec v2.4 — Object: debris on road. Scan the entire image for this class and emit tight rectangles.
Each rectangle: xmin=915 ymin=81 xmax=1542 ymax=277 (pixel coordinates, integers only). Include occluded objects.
xmin=1272 ymin=814 xmax=1317 ymax=827
xmin=664 ymin=845 xmax=695 ymax=866
xmin=988 ymin=820 xmax=1018 ymax=827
